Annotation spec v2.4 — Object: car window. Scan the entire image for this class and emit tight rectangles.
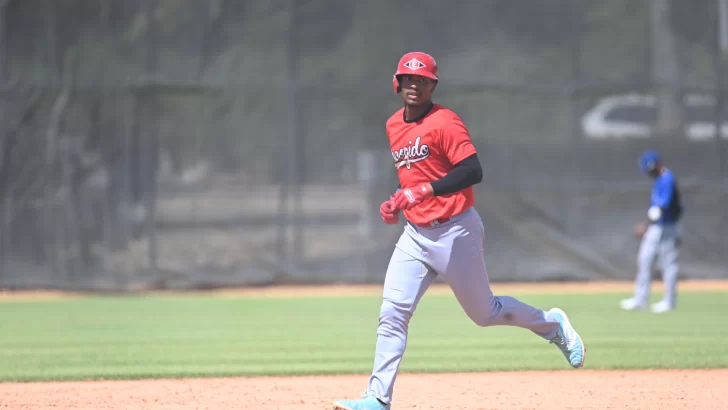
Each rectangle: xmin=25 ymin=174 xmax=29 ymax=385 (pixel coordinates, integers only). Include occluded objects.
xmin=604 ymin=105 xmax=657 ymax=123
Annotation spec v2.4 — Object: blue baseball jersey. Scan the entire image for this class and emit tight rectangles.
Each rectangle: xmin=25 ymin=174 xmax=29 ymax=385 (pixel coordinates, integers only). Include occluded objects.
xmin=650 ymin=169 xmax=683 ymax=224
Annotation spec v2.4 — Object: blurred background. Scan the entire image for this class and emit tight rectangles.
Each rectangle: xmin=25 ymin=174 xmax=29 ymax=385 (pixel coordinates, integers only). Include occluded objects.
xmin=0 ymin=0 xmax=726 ymax=291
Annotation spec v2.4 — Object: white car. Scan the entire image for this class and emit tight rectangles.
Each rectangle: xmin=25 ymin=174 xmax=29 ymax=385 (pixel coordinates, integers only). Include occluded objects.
xmin=581 ymin=93 xmax=728 ymax=141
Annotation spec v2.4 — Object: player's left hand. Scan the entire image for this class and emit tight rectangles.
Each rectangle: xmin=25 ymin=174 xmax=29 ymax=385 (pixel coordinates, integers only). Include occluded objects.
xmin=392 ymin=183 xmax=434 ymax=210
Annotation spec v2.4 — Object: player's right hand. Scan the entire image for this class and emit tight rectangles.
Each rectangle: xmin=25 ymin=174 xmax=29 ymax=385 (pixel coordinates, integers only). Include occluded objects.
xmin=380 ymin=198 xmax=400 ymax=224
xmin=391 ymin=183 xmax=434 ymax=211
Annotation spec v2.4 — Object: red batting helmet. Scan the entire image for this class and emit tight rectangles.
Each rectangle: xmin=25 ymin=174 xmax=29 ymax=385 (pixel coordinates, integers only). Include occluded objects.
xmin=392 ymin=52 xmax=438 ymax=94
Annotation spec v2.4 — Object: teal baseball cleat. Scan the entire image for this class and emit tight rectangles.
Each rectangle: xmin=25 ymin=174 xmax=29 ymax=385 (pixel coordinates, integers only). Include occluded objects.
xmin=547 ymin=307 xmax=586 ymax=368
xmin=333 ymin=391 xmax=390 ymax=410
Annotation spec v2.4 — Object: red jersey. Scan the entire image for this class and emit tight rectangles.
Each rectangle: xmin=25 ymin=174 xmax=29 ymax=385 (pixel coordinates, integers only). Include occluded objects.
xmin=386 ymin=104 xmax=477 ymax=225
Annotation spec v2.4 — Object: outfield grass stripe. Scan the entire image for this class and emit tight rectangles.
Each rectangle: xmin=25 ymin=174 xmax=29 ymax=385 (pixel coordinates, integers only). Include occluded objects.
xmin=0 ymin=292 xmax=726 ymax=382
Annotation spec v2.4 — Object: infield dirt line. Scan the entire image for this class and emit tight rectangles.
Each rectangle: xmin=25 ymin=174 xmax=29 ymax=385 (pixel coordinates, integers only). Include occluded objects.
xmin=214 ymin=279 xmax=728 ymax=298
xmin=2 ymin=279 xmax=727 ymax=301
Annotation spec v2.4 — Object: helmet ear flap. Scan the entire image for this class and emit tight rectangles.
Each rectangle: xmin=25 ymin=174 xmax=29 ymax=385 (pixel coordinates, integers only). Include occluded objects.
xmin=392 ymin=75 xmax=400 ymax=94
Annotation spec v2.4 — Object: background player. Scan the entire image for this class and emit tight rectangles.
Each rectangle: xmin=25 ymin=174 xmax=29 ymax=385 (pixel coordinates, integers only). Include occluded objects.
xmin=621 ymin=150 xmax=683 ymax=313
xmin=333 ymin=52 xmax=585 ymax=410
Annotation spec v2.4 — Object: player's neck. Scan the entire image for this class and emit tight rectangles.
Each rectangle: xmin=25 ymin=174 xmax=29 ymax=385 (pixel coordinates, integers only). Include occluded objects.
xmin=403 ymin=101 xmax=434 ymax=123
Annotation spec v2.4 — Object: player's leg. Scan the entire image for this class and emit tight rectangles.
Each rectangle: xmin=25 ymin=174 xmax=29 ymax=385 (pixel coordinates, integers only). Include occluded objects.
xmin=623 ymin=225 xmax=661 ymax=310
xmin=652 ymin=224 xmax=680 ymax=313
xmin=429 ymin=208 xmax=584 ymax=368
xmin=441 ymin=233 xmax=558 ymax=338
xmin=368 ymin=245 xmax=436 ymax=403
xmin=334 ymin=229 xmax=436 ymax=410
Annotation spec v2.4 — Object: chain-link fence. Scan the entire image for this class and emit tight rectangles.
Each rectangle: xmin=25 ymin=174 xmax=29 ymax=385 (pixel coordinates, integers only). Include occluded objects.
xmin=0 ymin=0 xmax=726 ymax=291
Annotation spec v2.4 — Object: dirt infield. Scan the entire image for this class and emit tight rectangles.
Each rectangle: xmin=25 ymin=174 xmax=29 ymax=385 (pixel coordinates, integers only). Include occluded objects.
xmin=2 ymin=279 xmax=728 ymax=301
xmin=0 ymin=369 xmax=725 ymax=409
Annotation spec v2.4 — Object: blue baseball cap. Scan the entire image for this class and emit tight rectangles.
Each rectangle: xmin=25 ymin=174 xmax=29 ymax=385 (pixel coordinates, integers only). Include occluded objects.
xmin=639 ymin=150 xmax=661 ymax=173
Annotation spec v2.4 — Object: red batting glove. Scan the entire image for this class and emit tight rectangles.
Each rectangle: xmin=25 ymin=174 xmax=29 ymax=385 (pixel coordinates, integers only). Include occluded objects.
xmin=380 ymin=198 xmax=400 ymax=224
xmin=392 ymin=183 xmax=434 ymax=210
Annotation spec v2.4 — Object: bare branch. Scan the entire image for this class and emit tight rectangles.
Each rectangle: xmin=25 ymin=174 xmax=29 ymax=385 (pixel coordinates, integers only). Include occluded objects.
xmin=45 ymin=88 xmax=70 ymax=165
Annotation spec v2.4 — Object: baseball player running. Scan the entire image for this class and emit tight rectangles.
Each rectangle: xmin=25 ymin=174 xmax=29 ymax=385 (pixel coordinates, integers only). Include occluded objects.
xmin=620 ymin=150 xmax=683 ymax=313
xmin=333 ymin=52 xmax=585 ymax=410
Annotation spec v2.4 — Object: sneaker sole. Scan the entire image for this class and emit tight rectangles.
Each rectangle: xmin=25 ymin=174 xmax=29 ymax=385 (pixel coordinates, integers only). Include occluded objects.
xmin=620 ymin=303 xmax=647 ymax=311
xmin=550 ymin=307 xmax=586 ymax=368
xmin=621 ymin=306 xmax=647 ymax=311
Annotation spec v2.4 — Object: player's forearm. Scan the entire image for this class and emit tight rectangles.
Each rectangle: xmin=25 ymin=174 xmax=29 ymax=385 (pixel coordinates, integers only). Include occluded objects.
xmin=430 ymin=154 xmax=483 ymax=196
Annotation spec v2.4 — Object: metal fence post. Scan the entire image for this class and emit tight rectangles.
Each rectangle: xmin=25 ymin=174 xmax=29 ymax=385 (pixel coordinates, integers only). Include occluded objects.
xmin=144 ymin=0 xmax=160 ymax=274
xmin=290 ymin=0 xmax=304 ymax=267
xmin=566 ymin=0 xmax=584 ymax=236
xmin=0 ymin=0 xmax=8 ymax=282
xmin=717 ymin=0 xmax=728 ymax=264
xmin=277 ymin=0 xmax=304 ymax=279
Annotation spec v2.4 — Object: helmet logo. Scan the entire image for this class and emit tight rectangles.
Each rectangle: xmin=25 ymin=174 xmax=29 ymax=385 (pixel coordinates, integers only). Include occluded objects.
xmin=403 ymin=58 xmax=426 ymax=70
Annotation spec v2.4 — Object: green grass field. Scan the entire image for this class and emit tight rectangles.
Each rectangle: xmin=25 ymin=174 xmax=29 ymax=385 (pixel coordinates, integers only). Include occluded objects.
xmin=1 ymin=290 xmax=727 ymax=382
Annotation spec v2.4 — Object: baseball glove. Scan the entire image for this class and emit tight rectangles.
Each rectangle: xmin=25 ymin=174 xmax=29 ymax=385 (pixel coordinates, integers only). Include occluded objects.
xmin=634 ymin=221 xmax=649 ymax=240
